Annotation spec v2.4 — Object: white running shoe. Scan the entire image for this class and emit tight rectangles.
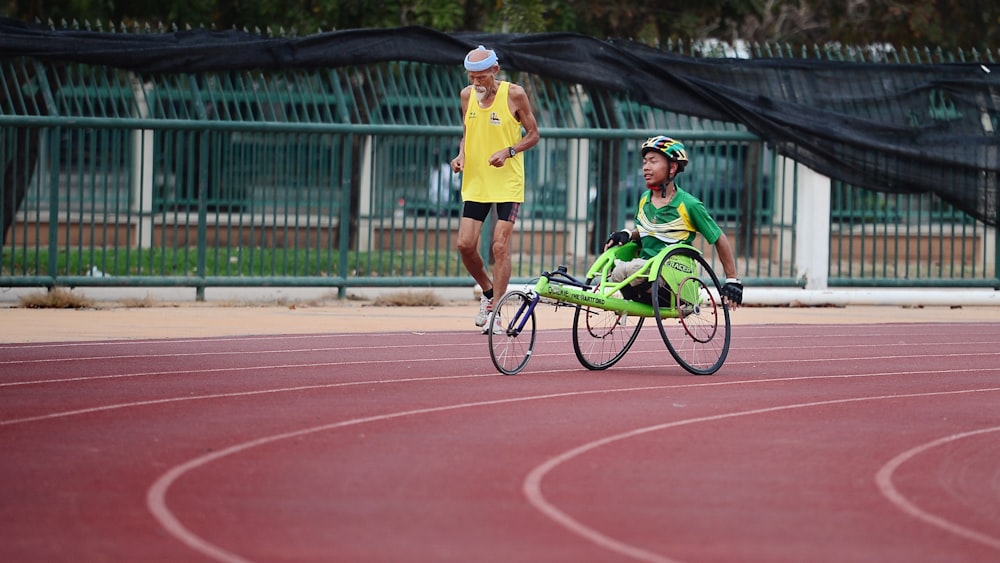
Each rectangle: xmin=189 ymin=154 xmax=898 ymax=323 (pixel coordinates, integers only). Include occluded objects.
xmin=475 ymin=295 xmax=492 ymax=327
xmin=482 ymin=313 xmax=503 ymax=335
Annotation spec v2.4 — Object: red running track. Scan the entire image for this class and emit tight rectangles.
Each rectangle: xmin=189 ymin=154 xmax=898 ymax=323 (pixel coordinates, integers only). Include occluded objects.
xmin=2 ymin=322 xmax=999 ymax=562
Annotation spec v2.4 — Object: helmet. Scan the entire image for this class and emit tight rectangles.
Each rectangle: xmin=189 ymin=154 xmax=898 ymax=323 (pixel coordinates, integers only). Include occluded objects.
xmin=640 ymin=136 xmax=688 ymax=172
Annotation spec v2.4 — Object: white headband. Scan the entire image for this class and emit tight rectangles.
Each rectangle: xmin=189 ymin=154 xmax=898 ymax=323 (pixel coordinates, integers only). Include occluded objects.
xmin=464 ymin=45 xmax=498 ymax=71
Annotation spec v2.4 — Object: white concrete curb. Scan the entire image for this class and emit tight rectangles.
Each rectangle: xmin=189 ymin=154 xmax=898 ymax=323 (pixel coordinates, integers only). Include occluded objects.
xmin=746 ymin=287 xmax=1000 ymax=307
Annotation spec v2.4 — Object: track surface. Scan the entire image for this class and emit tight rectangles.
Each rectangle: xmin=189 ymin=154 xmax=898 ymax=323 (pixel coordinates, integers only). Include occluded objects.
xmin=3 ymin=322 xmax=1000 ymax=562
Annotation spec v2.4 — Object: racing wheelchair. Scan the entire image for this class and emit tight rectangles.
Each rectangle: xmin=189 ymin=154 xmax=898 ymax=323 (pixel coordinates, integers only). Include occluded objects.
xmin=487 ymin=241 xmax=732 ymax=376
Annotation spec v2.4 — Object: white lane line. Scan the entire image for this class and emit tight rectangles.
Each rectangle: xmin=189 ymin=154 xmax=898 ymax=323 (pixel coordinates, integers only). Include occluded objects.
xmin=146 ymin=380 xmax=1000 ymax=562
xmin=0 ymin=351 xmax=493 ymax=388
xmin=146 ymin=386 xmax=674 ymax=563
xmin=875 ymin=426 xmax=1000 ymax=551
xmin=523 ymin=387 xmax=1000 ymax=562
xmin=0 ymin=331 xmax=472 ymax=350
xmin=6 ymin=346 xmax=998 ymax=388
xmin=0 ymin=341 xmax=488 ymax=366
xmin=4 ymin=366 xmax=998 ymax=426
xmin=0 ymin=373 xmax=493 ymax=426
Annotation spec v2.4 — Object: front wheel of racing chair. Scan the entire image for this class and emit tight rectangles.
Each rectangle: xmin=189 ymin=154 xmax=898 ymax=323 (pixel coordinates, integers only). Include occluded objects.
xmin=572 ymin=242 xmax=645 ymax=370
xmin=572 ymin=283 xmax=645 ymax=370
xmin=651 ymin=246 xmax=731 ymax=375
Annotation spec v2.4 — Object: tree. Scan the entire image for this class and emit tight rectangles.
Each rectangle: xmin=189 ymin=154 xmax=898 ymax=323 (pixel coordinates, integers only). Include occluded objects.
xmin=3 ymin=0 xmax=996 ymax=49
xmin=731 ymin=0 xmax=1000 ymax=51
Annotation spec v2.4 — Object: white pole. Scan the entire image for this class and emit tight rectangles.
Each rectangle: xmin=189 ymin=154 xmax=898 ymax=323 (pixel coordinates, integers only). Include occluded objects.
xmin=568 ymin=85 xmax=591 ymax=258
xmin=794 ymin=163 xmax=831 ymax=289
xmin=357 ymin=135 xmax=375 ymax=250
xmin=129 ymin=73 xmax=154 ymax=249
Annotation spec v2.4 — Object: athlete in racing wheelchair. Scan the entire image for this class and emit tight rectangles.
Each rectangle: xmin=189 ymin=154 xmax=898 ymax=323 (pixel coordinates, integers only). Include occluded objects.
xmin=604 ymin=135 xmax=744 ymax=309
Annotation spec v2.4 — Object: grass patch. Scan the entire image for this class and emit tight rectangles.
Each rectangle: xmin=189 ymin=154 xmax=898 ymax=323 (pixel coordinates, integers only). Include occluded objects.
xmin=2 ymin=248 xmax=469 ymax=278
xmin=119 ymin=294 xmax=158 ymax=308
xmin=18 ymin=287 xmax=95 ymax=309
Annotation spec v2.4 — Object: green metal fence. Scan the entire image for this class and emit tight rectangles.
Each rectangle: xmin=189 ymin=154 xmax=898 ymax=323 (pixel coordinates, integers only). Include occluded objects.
xmin=1 ymin=39 xmax=997 ymax=299
xmin=829 ymin=182 xmax=994 ymax=286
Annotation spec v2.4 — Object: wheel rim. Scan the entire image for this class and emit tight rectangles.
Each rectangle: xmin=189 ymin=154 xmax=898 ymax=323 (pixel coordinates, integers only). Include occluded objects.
xmin=677 ymin=277 xmax=718 ymax=344
xmin=653 ymin=249 xmax=731 ymax=375
xmin=488 ymin=291 xmax=536 ymax=375
xmin=572 ymin=293 xmax=644 ymax=371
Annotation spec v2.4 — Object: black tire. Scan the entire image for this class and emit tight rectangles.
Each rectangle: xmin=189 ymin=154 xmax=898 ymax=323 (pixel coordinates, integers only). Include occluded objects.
xmin=572 ymin=291 xmax=644 ymax=370
xmin=652 ymin=248 xmax=731 ymax=375
xmin=488 ymin=290 xmax=537 ymax=375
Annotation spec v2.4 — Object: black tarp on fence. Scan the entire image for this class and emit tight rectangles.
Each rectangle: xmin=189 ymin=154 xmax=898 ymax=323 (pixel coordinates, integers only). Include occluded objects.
xmin=0 ymin=16 xmax=996 ymax=226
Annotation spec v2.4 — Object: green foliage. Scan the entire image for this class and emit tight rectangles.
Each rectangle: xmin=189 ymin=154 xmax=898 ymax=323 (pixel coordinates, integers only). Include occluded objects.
xmin=5 ymin=0 xmax=997 ymax=55
xmin=412 ymin=0 xmax=465 ymax=30
xmin=498 ymin=0 xmax=546 ymax=32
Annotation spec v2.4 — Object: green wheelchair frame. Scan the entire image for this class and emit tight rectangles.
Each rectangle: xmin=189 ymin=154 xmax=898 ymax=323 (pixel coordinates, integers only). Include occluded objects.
xmin=487 ymin=242 xmax=732 ymax=376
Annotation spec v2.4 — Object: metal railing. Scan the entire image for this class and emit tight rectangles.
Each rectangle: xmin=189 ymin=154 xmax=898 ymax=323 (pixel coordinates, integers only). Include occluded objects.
xmin=2 ymin=46 xmax=997 ymax=299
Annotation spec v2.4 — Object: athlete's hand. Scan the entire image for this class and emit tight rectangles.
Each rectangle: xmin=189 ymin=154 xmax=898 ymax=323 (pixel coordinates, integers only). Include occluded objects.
xmin=488 ymin=149 xmax=509 ymax=168
xmin=450 ymin=155 xmax=464 ymax=173
xmin=720 ymin=278 xmax=743 ymax=308
xmin=604 ymin=229 xmax=631 ymax=250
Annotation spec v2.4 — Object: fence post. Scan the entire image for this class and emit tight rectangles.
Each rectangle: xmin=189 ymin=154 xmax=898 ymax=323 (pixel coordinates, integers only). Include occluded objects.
xmin=129 ymin=73 xmax=154 ymax=248
xmin=357 ymin=135 xmax=374 ymax=254
xmin=568 ymin=137 xmax=590 ymax=258
xmin=195 ymin=130 xmax=209 ymax=301
xmin=794 ymin=163 xmax=831 ymax=289
xmin=46 ymin=127 xmax=59 ymax=285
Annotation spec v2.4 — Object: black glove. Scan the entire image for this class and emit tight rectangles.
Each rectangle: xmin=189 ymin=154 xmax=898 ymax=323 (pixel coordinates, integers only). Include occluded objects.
xmin=720 ymin=278 xmax=743 ymax=305
xmin=605 ymin=229 xmax=631 ymax=247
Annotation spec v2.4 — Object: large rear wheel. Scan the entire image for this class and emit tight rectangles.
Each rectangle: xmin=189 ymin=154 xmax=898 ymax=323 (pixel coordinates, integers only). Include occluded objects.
xmin=652 ymin=248 xmax=731 ymax=375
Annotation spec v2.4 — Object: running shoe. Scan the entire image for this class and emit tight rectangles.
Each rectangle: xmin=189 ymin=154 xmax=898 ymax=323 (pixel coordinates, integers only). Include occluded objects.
xmin=475 ymin=294 xmax=492 ymax=327
xmin=482 ymin=312 xmax=504 ymax=335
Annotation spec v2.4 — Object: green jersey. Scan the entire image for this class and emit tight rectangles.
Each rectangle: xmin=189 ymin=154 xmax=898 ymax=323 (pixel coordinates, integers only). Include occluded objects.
xmin=634 ymin=186 xmax=722 ymax=259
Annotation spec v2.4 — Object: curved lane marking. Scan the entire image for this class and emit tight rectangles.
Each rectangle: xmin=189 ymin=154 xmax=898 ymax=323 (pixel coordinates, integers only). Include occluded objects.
xmin=0 ymin=340 xmax=487 ymax=367
xmin=875 ymin=426 xmax=1000 ymax=550
xmin=0 ymin=366 xmax=1000 ymax=426
xmin=0 ymin=373 xmax=491 ymax=426
xmin=522 ymin=387 xmax=1000 ymax=562
xmin=0 ymin=331 xmax=473 ymax=350
xmin=5 ymin=343 xmax=996 ymax=561
xmin=0 ymin=356 xmax=487 ymax=388
xmin=3 ymin=320 xmax=994 ymax=353
xmin=146 ymin=387 xmax=674 ymax=563
xmin=4 ymin=366 xmax=997 ymax=427
xmin=5 ymin=346 xmax=997 ymax=388
xmin=146 ymin=382 xmax=1000 ymax=562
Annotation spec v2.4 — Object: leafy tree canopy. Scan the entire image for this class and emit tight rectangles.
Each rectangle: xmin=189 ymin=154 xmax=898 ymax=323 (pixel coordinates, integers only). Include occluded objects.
xmin=4 ymin=0 xmax=997 ymax=50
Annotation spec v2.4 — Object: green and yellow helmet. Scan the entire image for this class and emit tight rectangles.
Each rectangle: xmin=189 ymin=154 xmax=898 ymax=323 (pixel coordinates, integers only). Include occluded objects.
xmin=640 ymin=135 xmax=688 ymax=172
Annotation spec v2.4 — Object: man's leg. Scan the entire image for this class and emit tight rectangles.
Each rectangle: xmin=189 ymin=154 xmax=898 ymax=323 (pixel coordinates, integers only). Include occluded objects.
xmin=457 ymin=215 xmax=496 ymax=327
xmin=457 ymin=216 xmax=492 ymax=292
xmin=612 ymin=258 xmax=652 ymax=302
xmin=489 ymin=218 xmax=514 ymax=301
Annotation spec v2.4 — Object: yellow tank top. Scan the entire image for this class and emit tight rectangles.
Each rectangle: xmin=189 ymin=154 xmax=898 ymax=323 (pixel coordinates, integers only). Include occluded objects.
xmin=461 ymin=81 xmax=525 ymax=203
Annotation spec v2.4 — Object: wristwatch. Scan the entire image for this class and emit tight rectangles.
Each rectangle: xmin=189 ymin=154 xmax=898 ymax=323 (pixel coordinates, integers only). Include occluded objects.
xmin=508 ymin=147 xmax=516 ymax=157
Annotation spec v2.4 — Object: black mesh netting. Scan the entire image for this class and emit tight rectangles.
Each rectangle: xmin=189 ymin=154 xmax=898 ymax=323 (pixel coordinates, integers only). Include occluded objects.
xmin=1 ymin=17 xmax=997 ymax=226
